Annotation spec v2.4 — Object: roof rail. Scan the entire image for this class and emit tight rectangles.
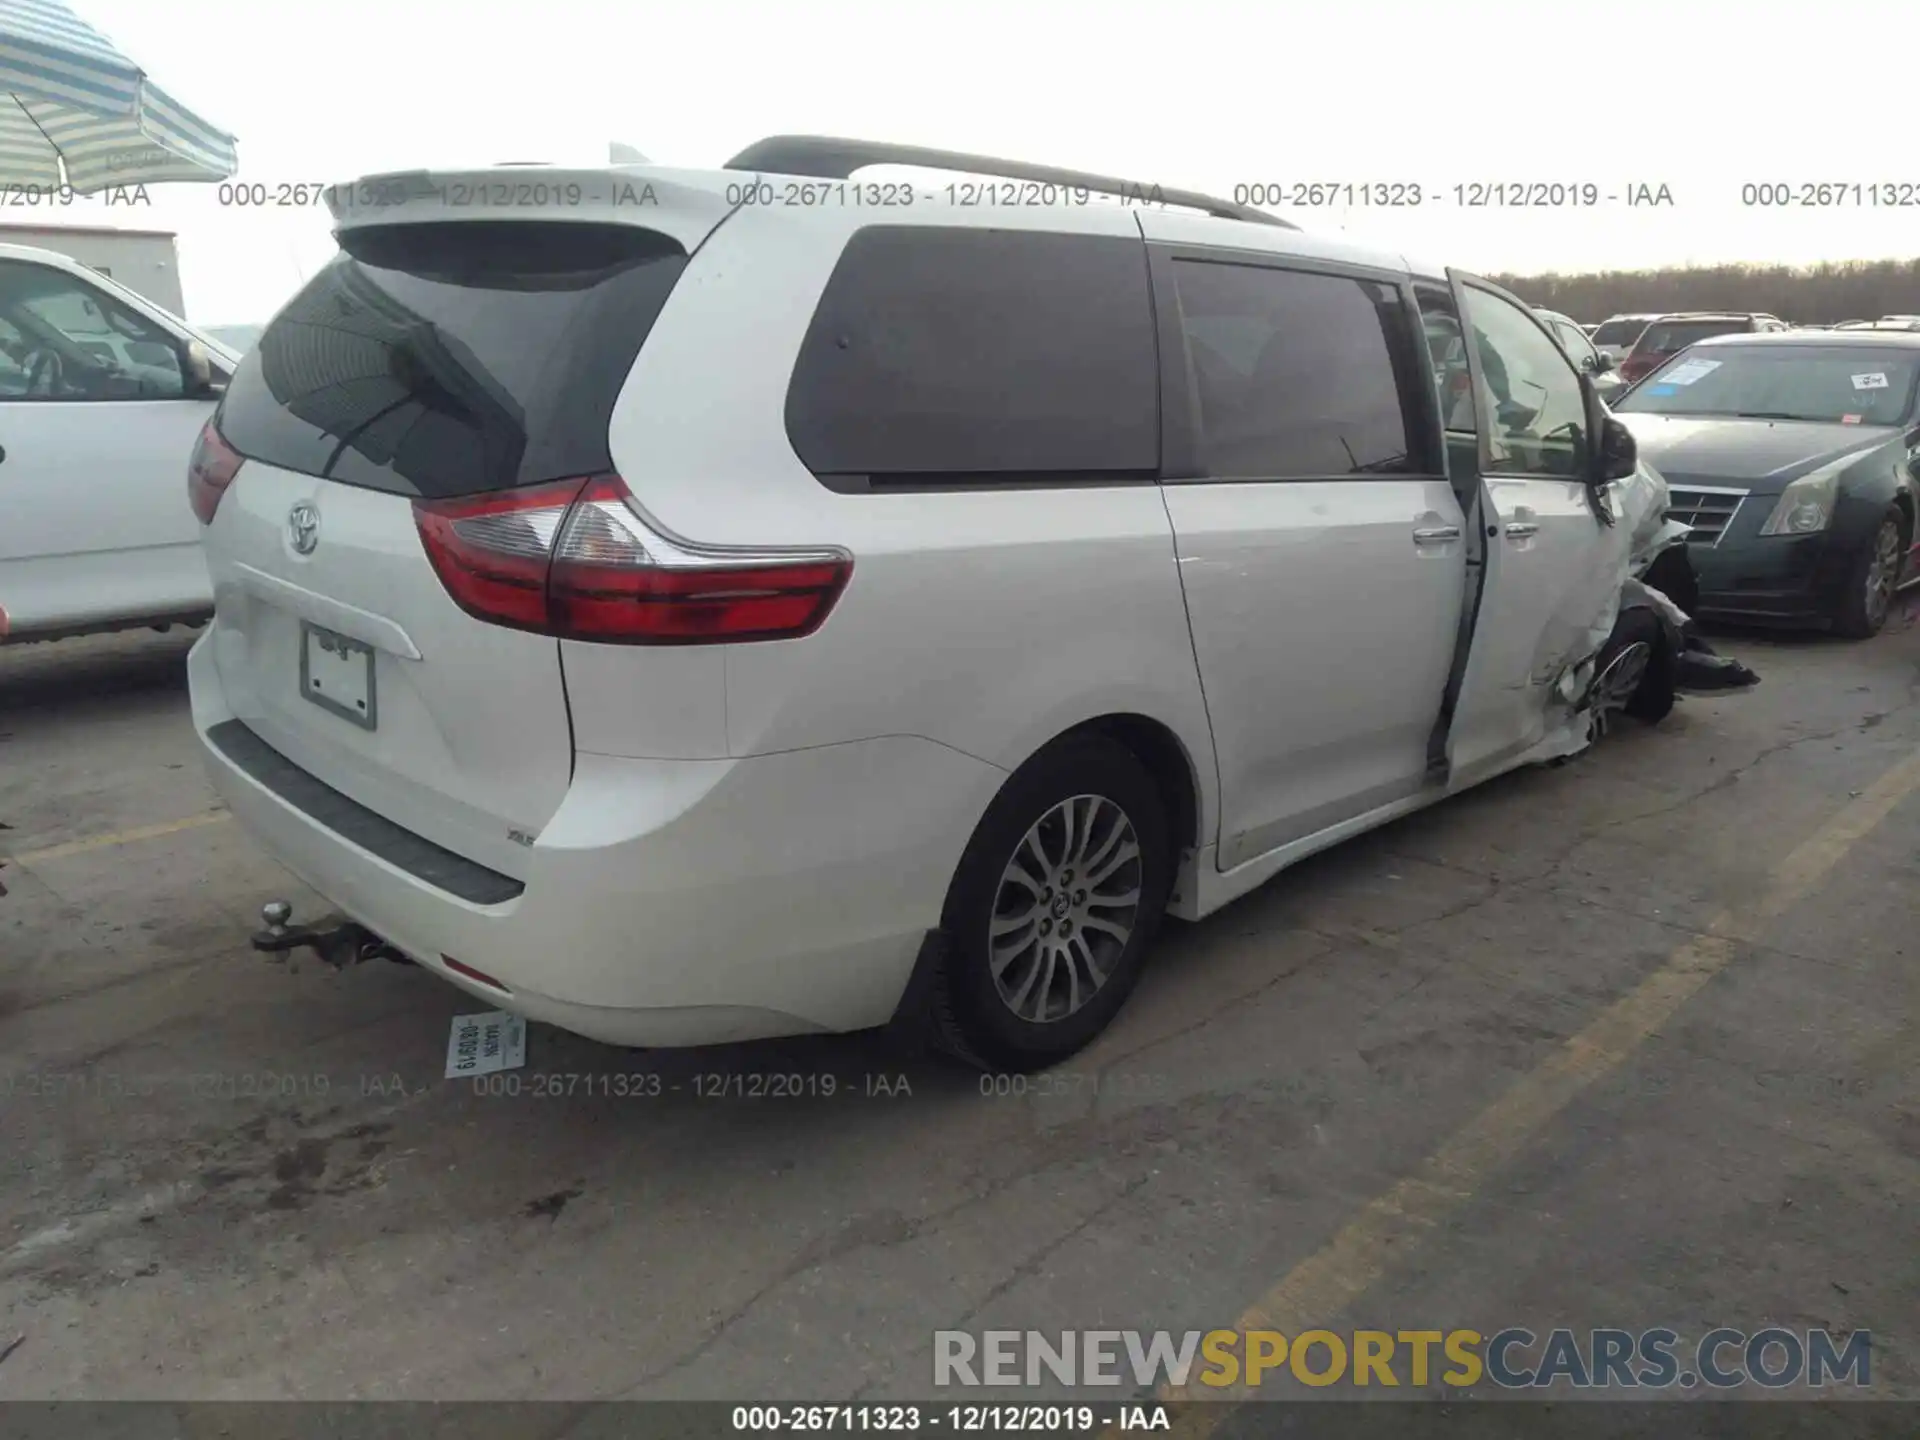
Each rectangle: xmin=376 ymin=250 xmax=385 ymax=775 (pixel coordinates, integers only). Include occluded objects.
xmin=723 ymin=135 xmax=1297 ymax=230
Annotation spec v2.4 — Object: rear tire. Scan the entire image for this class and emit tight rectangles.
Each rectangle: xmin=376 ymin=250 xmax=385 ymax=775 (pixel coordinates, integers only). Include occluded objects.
xmin=1833 ymin=507 xmax=1905 ymax=639
xmin=930 ymin=735 xmax=1172 ymax=1072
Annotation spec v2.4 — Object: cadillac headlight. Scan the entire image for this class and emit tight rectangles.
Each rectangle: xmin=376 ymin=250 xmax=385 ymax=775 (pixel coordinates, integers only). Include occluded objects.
xmin=1758 ymin=459 xmax=1847 ymax=536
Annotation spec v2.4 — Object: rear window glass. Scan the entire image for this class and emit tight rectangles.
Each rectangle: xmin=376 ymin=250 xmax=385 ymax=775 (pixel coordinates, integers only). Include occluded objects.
xmin=1591 ymin=317 xmax=1649 ymax=346
xmin=1636 ymin=319 xmax=1749 ymax=352
xmin=217 ymin=222 xmax=688 ymax=498
xmin=785 ymin=227 xmax=1158 ymax=480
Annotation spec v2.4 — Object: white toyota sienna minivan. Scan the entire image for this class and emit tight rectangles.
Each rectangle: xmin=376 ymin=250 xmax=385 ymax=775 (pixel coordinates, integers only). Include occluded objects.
xmin=187 ymin=138 xmax=1647 ymax=1070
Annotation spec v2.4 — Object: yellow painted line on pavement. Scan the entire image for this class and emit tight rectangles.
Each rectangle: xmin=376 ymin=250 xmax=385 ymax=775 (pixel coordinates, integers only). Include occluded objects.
xmin=10 ymin=811 xmax=231 ymax=865
xmin=1160 ymin=745 xmax=1920 ymax=1427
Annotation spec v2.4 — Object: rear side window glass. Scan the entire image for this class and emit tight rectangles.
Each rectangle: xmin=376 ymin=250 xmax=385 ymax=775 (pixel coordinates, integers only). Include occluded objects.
xmin=1591 ymin=317 xmax=1649 ymax=347
xmin=1173 ymin=259 xmax=1418 ymax=478
xmin=785 ymin=227 xmax=1158 ymax=479
xmin=217 ymin=222 xmax=689 ymax=498
xmin=1638 ymin=319 xmax=1749 ymax=352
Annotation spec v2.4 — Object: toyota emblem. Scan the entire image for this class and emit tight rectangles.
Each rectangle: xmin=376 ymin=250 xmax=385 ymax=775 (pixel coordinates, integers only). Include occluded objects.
xmin=288 ymin=501 xmax=320 ymax=555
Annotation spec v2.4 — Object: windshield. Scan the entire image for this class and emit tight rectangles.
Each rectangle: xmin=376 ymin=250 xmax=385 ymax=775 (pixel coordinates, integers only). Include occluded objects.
xmin=1614 ymin=346 xmax=1919 ymax=424
xmin=1592 ymin=317 xmax=1650 ymax=347
xmin=1634 ymin=319 xmax=1748 ymax=353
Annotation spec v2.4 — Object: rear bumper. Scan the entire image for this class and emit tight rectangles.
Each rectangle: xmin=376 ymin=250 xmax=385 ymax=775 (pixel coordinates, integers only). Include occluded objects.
xmin=188 ymin=633 xmax=1004 ymax=1048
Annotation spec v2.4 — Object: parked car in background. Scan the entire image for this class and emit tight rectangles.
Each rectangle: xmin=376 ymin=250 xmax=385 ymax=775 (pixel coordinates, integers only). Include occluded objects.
xmin=0 ymin=242 xmax=235 ymax=644
xmin=1834 ymin=316 xmax=1920 ymax=333
xmin=1580 ymin=322 xmax=1599 ymax=337
xmin=1592 ymin=312 xmax=1661 ymax=364
xmin=1618 ymin=312 xmax=1790 ymax=384
xmin=188 ymin=139 xmax=1651 ymax=1070
xmin=1611 ymin=330 xmax=1920 ymax=636
xmin=1539 ymin=307 xmax=1626 ymax=402
xmin=203 ymin=323 xmax=265 ymax=352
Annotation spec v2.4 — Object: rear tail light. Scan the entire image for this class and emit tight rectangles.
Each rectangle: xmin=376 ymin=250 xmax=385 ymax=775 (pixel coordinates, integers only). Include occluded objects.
xmin=413 ymin=475 xmax=852 ymax=644
xmin=187 ymin=417 xmax=245 ymax=525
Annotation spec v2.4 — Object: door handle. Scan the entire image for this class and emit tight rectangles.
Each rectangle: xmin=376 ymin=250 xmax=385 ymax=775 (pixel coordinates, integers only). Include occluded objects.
xmin=1505 ymin=522 xmax=1540 ymax=538
xmin=1413 ymin=525 xmax=1462 ymax=544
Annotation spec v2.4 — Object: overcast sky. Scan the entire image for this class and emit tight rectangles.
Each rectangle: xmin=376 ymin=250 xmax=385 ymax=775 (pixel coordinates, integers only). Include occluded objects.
xmin=13 ymin=0 xmax=1917 ymax=324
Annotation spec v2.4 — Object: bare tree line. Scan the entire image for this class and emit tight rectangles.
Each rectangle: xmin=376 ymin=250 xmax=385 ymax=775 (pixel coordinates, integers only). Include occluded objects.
xmin=1492 ymin=257 xmax=1920 ymax=325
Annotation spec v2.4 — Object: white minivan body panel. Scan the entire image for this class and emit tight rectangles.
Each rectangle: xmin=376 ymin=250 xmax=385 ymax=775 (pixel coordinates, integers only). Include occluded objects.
xmin=605 ymin=199 xmax=1222 ymax=842
xmin=1162 ymin=478 xmax=1467 ymax=870
xmin=202 ymin=461 xmax=576 ymax=882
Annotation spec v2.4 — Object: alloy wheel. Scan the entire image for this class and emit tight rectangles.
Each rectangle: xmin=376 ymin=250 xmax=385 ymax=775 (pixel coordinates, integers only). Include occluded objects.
xmin=1589 ymin=641 xmax=1651 ymax=740
xmin=1864 ymin=519 xmax=1901 ymax=630
xmin=988 ymin=794 xmax=1142 ymax=1024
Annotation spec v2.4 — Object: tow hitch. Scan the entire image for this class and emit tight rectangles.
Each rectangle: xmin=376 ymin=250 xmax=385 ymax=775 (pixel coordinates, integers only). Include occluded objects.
xmin=252 ymin=900 xmax=411 ymax=971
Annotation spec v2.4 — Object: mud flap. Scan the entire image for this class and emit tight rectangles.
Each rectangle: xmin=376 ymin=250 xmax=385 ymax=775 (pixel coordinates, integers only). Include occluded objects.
xmin=882 ymin=929 xmax=989 ymax=1068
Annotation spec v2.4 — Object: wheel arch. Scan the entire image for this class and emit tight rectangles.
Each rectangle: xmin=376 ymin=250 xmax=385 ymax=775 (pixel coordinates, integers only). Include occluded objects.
xmin=1067 ymin=712 xmax=1203 ymax=860
xmin=1890 ymin=487 xmax=1914 ymax=539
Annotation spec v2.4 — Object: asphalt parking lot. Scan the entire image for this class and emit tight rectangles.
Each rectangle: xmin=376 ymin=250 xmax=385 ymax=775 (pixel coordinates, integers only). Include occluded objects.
xmin=1 ymin=618 xmax=1916 ymax=1402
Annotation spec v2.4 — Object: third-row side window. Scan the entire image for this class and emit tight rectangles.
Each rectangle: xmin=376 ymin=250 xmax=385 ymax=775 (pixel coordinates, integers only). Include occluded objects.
xmin=785 ymin=227 xmax=1160 ymax=480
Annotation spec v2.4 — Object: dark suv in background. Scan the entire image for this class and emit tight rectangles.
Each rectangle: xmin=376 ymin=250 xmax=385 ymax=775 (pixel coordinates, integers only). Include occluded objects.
xmin=1620 ymin=312 xmax=1790 ymax=384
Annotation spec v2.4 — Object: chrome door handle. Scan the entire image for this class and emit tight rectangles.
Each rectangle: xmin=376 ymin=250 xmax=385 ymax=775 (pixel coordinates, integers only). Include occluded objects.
xmin=1412 ymin=525 xmax=1461 ymax=544
xmin=1505 ymin=522 xmax=1540 ymax=537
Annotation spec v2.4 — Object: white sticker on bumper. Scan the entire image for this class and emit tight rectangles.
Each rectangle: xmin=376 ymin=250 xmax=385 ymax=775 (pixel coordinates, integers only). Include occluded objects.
xmin=445 ymin=1010 xmax=528 ymax=1079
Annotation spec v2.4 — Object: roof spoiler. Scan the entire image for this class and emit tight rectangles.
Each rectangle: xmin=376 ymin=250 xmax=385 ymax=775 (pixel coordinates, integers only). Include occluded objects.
xmin=723 ymin=135 xmax=1297 ymax=230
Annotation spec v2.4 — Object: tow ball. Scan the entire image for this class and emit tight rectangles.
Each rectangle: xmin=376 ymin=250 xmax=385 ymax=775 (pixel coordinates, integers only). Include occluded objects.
xmin=252 ymin=900 xmax=410 ymax=971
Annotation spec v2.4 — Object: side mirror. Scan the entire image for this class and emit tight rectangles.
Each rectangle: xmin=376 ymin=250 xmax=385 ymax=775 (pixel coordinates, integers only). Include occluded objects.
xmin=1593 ymin=352 xmax=1616 ymax=374
xmin=1596 ymin=414 xmax=1638 ymax=484
xmin=182 ymin=340 xmax=224 ymax=399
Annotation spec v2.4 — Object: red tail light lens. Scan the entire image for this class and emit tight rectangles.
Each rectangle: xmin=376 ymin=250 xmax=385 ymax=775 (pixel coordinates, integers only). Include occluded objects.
xmin=441 ymin=956 xmax=512 ymax=993
xmin=413 ymin=475 xmax=852 ymax=644
xmin=187 ymin=418 xmax=245 ymax=525
xmin=413 ymin=477 xmax=584 ymax=630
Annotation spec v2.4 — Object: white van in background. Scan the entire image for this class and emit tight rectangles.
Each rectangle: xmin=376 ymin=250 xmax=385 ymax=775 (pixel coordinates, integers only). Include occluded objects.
xmin=0 ymin=242 xmax=236 ymax=644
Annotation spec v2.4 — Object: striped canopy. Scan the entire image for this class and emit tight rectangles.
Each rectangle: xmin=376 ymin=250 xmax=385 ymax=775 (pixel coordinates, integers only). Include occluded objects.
xmin=0 ymin=0 xmax=235 ymax=193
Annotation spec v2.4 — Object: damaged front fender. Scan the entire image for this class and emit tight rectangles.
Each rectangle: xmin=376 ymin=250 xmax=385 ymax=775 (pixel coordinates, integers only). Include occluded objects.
xmin=1519 ymin=458 xmax=1679 ymax=763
